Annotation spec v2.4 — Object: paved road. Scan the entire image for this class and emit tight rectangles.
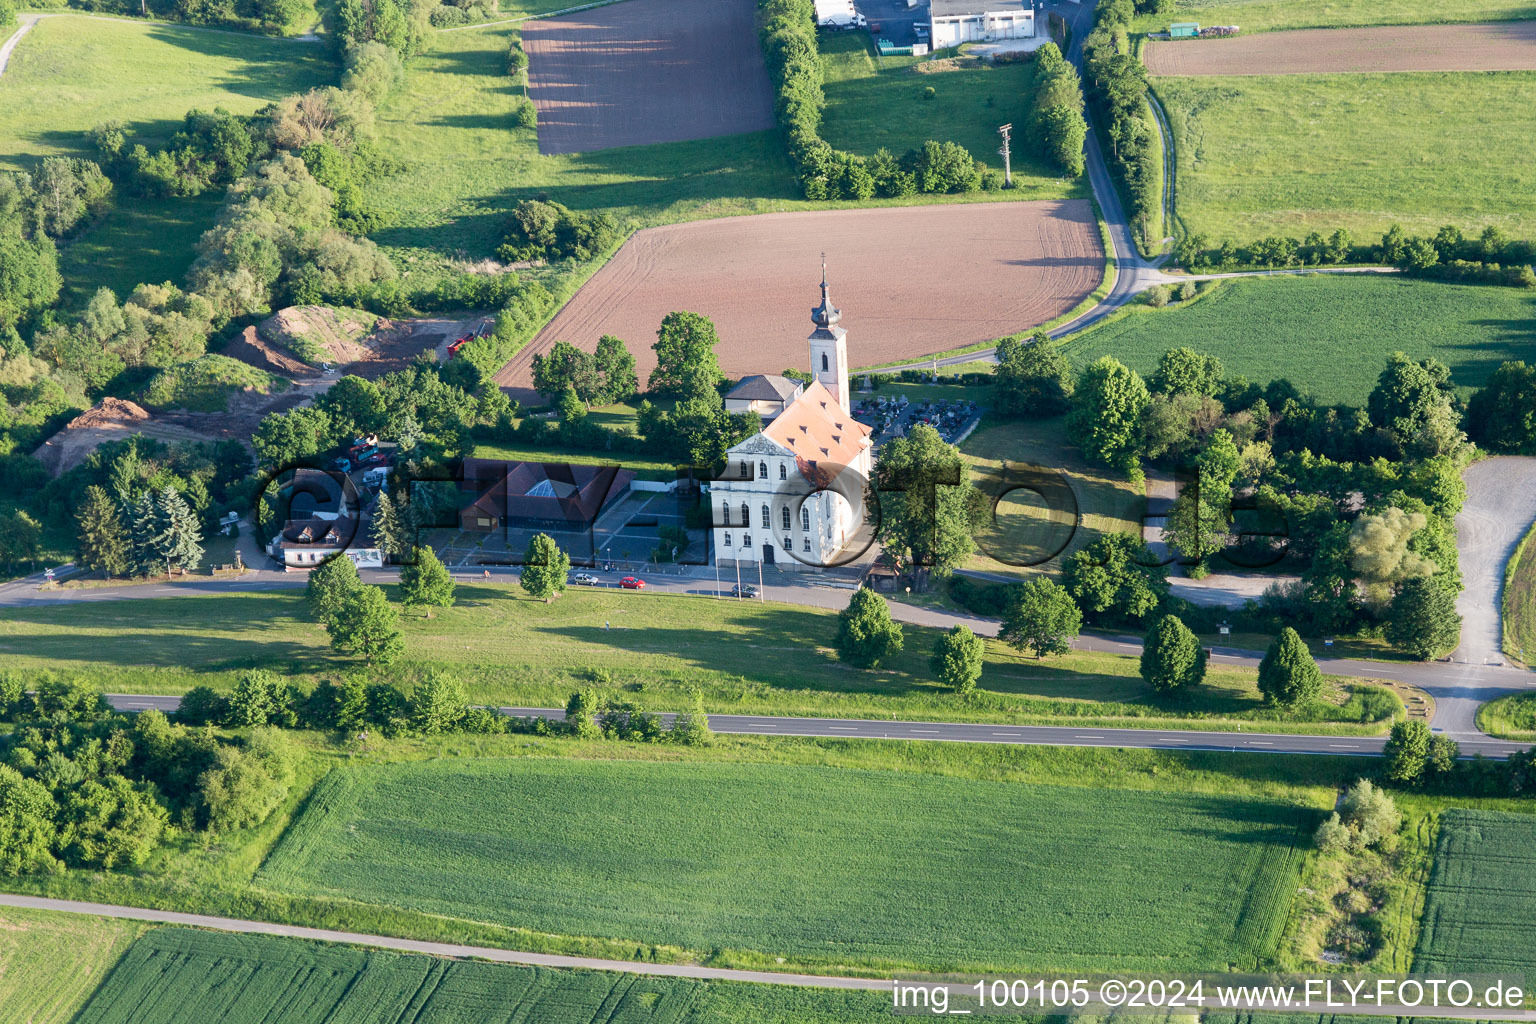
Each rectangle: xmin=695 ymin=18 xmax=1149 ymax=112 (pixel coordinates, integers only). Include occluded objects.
xmin=105 ymin=692 xmax=1532 ymax=759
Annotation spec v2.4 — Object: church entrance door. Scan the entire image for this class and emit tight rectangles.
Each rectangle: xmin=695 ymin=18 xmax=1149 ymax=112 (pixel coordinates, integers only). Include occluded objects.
xmin=762 ymin=544 xmax=775 ymax=565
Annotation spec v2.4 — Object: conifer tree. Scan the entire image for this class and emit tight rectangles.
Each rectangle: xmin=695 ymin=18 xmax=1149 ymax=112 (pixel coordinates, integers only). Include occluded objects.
xmin=75 ymin=485 xmax=129 ymax=577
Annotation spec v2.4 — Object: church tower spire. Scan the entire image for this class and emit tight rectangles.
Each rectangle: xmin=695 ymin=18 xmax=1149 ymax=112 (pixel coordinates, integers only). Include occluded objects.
xmin=811 ymin=254 xmax=840 ymax=329
xmin=807 ymin=254 xmax=850 ymax=414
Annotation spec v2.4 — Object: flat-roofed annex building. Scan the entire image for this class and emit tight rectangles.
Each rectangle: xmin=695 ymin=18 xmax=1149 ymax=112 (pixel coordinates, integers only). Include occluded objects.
xmin=929 ymin=0 xmax=1036 ymax=48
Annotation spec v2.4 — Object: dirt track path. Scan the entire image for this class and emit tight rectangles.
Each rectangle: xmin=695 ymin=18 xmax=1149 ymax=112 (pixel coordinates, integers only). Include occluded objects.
xmin=1145 ymin=22 xmax=1536 ymax=76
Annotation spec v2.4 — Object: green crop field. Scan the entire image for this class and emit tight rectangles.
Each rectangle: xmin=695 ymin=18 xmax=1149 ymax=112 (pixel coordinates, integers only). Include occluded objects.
xmin=1061 ymin=275 xmax=1536 ymax=406
xmin=1154 ymin=72 xmax=1536 ymax=241
xmin=1413 ymin=809 xmax=1536 ymax=974
xmin=258 ymin=758 xmax=1311 ymax=971
xmin=0 ymin=17 xmax=332 ymax=297
xmin=0 ymin=906 xmax=141 ymax=1024
xmin=71 ymin=927 xmax=887 ymax=1024
xmin=819 ymin=35 xmax=1082 ymax=202
xmin=1129 ymin=0 xmax=1536 ymax=33
xmin=0 ymin=588 xmax=1398 ymax=732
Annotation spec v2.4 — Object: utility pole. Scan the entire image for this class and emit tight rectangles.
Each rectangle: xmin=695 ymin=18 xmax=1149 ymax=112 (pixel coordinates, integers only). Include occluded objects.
xmin=997 ymin=123 xmax=1013 ymax=187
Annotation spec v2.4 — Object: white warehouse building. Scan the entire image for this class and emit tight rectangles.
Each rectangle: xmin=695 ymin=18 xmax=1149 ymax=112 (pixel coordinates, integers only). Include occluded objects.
xmin=929 ymin=0 xmax=1035 ymax=48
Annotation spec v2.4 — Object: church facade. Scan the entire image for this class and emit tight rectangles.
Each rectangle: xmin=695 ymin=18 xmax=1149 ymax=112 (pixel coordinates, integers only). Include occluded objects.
xmin=710 ymin=268 xmax=874 ymax=571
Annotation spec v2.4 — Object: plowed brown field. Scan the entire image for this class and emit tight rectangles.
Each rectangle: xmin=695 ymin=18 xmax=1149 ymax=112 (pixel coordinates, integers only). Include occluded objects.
xmin=495 ymin=200 xmax=1104 ymax=399
xmin=1144 ymin=22 xmax=1536 ymax=76
xmin=523 ymin=0 xmax=775 ymax=156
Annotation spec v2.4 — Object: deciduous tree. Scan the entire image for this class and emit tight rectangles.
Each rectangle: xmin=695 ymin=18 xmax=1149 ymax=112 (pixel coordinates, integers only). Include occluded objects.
xmin=999 ymin=577 xmax=1081 ymax=658
xmin=306 ymin=553 xmax=362 ymax=624
xmin=1139 ymin=613 xmax=1206 ymax=694
xmin=649 ymin=311 xmax=724 ymax=398
xmin=1385 ymin=576 xmax=1462 ymax=660
xmin=1257 ymin=627 xmax=1322 ymax=707
xmin=1067 ymin=356 xmax=1149 ymax=474
xmin=931 ymin=624 xmax=985 ymax=694
xmin=327 ymin=584 xmax=403 ymax=665
xmin=399 ymin=545 xmax=455 ymax=617
xmin=520 ymin=533 xmax=570 ymax=602
xmin=835 ymin=588 xmax=904 ymax=669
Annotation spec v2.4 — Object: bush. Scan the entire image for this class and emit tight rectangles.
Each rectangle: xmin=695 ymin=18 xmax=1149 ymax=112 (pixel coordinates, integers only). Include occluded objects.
xmin=496 ymin=199 xmax=619 ymax=264
xmin=836 ymin=588 xmax=904 ymax=669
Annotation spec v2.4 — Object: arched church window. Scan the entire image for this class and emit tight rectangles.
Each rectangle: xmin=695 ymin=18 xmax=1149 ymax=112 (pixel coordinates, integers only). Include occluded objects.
xmin=721 ymin=501 xmax=730 ymax=526
xmin=779 ymin=463 xmax=787 ymax=480
xmin=738 ymin=460 xmax=748 ymax=478
xmin=723 ymin=533 xmax=731 ymax=546
xmin=801 ymin=507 xmax=810 ymax=531
xmin=803 ymin=537 xmax=811 ymax=552
xmin=760 ymin=504 xmax=770 ymax=528
xmin=821 ymin=353 xmax=829 ymax=372
xmin=758 ymin=461 xmax=767 ymax=479
xmin=740 ymin=503 xmax=749 ymax=526
xmin=781 ymin=506 xmax=790 ymax=531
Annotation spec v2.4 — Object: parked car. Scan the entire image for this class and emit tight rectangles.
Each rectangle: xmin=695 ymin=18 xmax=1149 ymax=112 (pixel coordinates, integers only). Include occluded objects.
xmin=619 ymin=576 xmax=646 ymax=590
xmin=573 ymin=572 xmax=600 ymax=586
xmin=730 ymin=584 xmax=758 ymax=598
xmin=332 ymin=456 xmax=352 ymax=472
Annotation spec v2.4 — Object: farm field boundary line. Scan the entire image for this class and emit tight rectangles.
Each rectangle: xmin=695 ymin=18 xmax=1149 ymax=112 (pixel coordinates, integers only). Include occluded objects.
xmin=1143 ymin=22 xmax=1536 ymax=76
xmin=5 ymin=893 xmax=1536 ymax=1018
xmin=0 ymin=893 xmax=881 ymax=990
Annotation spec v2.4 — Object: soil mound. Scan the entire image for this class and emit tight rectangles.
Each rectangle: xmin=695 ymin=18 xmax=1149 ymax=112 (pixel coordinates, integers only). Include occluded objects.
xmin=259 ymin=306 xmax=381 ymax=366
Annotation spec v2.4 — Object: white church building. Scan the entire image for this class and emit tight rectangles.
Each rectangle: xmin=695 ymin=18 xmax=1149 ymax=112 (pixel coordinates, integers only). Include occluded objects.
xmin=711 ymin=268 xmax=873 ymax=572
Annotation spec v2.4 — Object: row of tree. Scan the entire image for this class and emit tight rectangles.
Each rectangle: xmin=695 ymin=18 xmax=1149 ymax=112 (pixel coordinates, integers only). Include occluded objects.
xmin=1083 ymin=0 xmax=1159 ymax=249
xmin=1029 ymin=44 xmax=1087 ymax=178
xmin=1176 ymin=223 xmax=1535 ymax=287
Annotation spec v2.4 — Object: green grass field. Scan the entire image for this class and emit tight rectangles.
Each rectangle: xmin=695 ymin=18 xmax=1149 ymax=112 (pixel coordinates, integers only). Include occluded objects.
xmin=960 ymin=414 xmax=1146 ymax=575
xmin=1129 ymin=0 xmax=1536 ymax=33
xmin=259 ymin=757 xmax=1312 ymax=971
xmin=1154 ymin=71 xmax=1536 ymax=241
xmin=1475 ymin=692 xmax=1536 ymax=739
xmin=0 ymin=588 xmax=1398 ymax=731
xmin=0 ymin=906 xmax=141 ymax=1024
xmin=0 ymin=17 xmax=331 ymax=296
xmin=819 ymin=35 xmax=1083 ymax=202
xmin=72 ymin=927 xmax=887 ymax=1024
xmin=1061 ymin=275 xmax=1536 ymax=406
xmin=1503 ymin=519 xmax=1536 ymax=666
xmin=1413 ymin=809 xmax=1536 ymax=974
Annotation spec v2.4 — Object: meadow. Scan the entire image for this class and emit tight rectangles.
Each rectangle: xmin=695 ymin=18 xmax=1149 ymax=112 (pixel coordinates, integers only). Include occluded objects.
xmin=1412 ymin=809 xmax=1536 ymax=974
xmin=1060 ymin=274 xmax=1536 ymax=406
xmin=0 ymin=906 xmax=141 ymax=1024
xmin=0 ymin=588 xmax=1399 ymax=732
xmin=1128 ymin=0 xmax=1536 ymax=34
xmin=818 ymin=34 xmax=1082 ymax=201
xmin=0 ymin=17 xmax=332 ymax=295
xmin=258 ymin=757 xmax=1312 ymax=971
xmin=1476 ymin=693 xmax=1536 ymax=739
xmin=69 ymin=927 xmax=889 ymax=1024
xmin=1153 ymin=71 xmax=1536 ymax=241
xmin=960 ymin=414 xmax=1146 ymax=575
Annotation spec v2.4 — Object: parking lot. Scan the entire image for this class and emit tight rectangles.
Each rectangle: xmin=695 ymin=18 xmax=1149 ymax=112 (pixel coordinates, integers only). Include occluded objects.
xmin=853 ymin=0 xmax=928 ymax=47
xmin=425 ymin=491 xmax=709 ymax=571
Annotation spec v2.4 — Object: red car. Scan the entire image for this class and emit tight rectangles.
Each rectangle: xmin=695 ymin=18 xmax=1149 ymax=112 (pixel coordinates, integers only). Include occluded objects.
xmin=619 ymin=576 xmax=646 ymax=590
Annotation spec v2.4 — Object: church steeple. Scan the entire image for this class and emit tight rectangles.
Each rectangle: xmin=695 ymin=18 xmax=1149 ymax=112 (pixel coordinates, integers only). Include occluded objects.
xmin=807 ymin=255 xmax=850 ymax=415
xmin=811 ymin=254 xmax=840 ymax=329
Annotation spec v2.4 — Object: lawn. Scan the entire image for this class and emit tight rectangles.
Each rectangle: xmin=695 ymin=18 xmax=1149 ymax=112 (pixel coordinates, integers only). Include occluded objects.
xmin=1060 ymin=274 xmax=1536 ymax=406
xmin=0 ymin=906 xmax=141 ymax=1024
xmin=72 ymin=927 xmax=887 ymax=1024
xmin=0 ymin=17 xmax=332 ymax=296
xmin=1153 ymin=71 xmax=1536 ymax=241
xmin=1130 ymin=0 xmax=1536 ymax=34
xmin=1475 ymin=692 xmax=1536 ymax=739
xmin=259 ymin=757 xmax=1313 ymax=972
xmin=819 ymin=34 xmax=1082 ymax=202
xmin=0 ymin=588 xmax=1399 ymax=731
xmin=960 ymin=414 xmax=1146 ymax=574
xmin=1413 ymin=808 xmax=1536 ymax=974
xmin=1503 ymin=519 xmax=1536 ymax=666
